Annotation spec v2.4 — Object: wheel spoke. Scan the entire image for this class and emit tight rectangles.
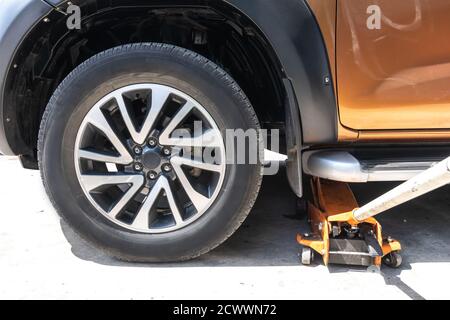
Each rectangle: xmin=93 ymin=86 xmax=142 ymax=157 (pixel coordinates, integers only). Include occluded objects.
xmin=171 ymin=161 xmax=210 ymax=211
xmin=161 ymin=122 xmax=222 ymax=148
xmin=132 ymin=176 xmax=183 ymax=229
xmin=131 ymin=179 xmax=161 ymax=229
xmin=158 ymin=99 xmax=222 ymax=147
xmin=115 ymin=87 xmax=171 ymax=145
xmin=80 ymin=174 xmax=144 ymax=218
xmin=78 ymin=149 xmax=129 ymax=165
xmin=167 ymin=129 xmax=222 ymax=148
xmin=158 ymin=99 xmax=223 ymax=148
xmin=163 ymin=178 xmax=184 ymax=225
xmin=84 ymin=106 xmax=133 ymax=164
xmin=171 ymin=156 xmax=223 ymax=173
xmin=159 ymin=102 xmax=194 ymax=145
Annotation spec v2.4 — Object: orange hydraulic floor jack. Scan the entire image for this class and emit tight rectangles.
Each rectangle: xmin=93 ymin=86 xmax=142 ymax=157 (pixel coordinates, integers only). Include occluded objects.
xmin=297 ymin=178 xmax=401 ymax=268
xmin=298 ymin=156 xmax=450 ymax=269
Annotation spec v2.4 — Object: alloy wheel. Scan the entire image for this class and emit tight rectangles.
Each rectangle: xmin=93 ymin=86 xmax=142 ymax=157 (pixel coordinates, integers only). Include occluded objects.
xmin=74 ymin=84 xmax=226 ymax=233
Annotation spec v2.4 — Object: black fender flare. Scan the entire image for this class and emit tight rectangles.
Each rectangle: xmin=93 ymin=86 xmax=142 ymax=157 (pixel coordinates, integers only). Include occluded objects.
xmin=225 ymin=0 xmax=337 ymax=145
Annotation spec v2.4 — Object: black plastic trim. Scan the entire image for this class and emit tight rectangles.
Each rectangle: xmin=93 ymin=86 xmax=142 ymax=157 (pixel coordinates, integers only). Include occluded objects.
xmin=284 ymin=79 xmax=303 ymax=197
xmin=0 ymin=0 xmax=53 ymax=155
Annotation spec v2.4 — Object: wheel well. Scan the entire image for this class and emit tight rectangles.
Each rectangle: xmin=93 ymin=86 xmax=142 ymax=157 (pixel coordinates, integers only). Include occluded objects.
xmin=4 ymin=0 xmax=287 ymax=164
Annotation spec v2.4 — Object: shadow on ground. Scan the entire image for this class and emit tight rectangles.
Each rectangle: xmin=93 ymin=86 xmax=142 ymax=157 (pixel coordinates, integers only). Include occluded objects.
xmin=61 ymin=168 xmax=450 ymax=299
xmin=61 ymin=167 xmax=304 ymax=268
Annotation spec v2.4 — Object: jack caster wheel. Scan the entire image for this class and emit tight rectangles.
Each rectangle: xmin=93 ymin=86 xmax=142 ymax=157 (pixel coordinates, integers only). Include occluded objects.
xmin=300 ymin=247 xmax=314 ymax=265
xmin=383 ymin=251 xmax=403 ymax=268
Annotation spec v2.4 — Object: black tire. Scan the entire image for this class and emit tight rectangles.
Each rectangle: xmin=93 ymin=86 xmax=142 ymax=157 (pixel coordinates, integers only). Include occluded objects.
xmin=38 ymin=43 xmax=262 ymax=262
xmin=382 ymin=251 xmax=403 ymax=268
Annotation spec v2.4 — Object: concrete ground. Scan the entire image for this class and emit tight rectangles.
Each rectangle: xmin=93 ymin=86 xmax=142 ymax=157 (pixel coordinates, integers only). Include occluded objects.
xmin=0 ymin=156 xmax=449 ymax=300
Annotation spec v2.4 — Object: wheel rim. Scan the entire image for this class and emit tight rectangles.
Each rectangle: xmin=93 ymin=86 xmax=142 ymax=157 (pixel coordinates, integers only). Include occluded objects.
xmin=74 ymin=84 xmax=226 ymax=233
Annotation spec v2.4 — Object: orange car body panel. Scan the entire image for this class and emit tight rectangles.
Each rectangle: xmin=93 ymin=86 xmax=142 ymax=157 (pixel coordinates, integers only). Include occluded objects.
xmin=308 ymin=0 xmax=450 ymax=142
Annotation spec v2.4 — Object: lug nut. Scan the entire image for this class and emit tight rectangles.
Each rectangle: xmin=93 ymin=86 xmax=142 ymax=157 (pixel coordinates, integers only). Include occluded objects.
xmin=162 ymin=163 xmax=172 ymax=172
xmin=148 ymin=171 xmax=158 ymax=180
xmin=134 ymin=163 xmax=143 ymax=171
xmin=148 ymin=137 xmax=158 ymax=147
xmin=162 ymin=147 xmax=172 ymax=156
xmin=134 ymin=146 xmax=142 ymax=155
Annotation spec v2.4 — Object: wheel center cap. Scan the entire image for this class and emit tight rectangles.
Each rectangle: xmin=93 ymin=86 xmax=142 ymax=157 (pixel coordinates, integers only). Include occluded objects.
xmin=142 ymin=150 xmax=162 ymax=170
